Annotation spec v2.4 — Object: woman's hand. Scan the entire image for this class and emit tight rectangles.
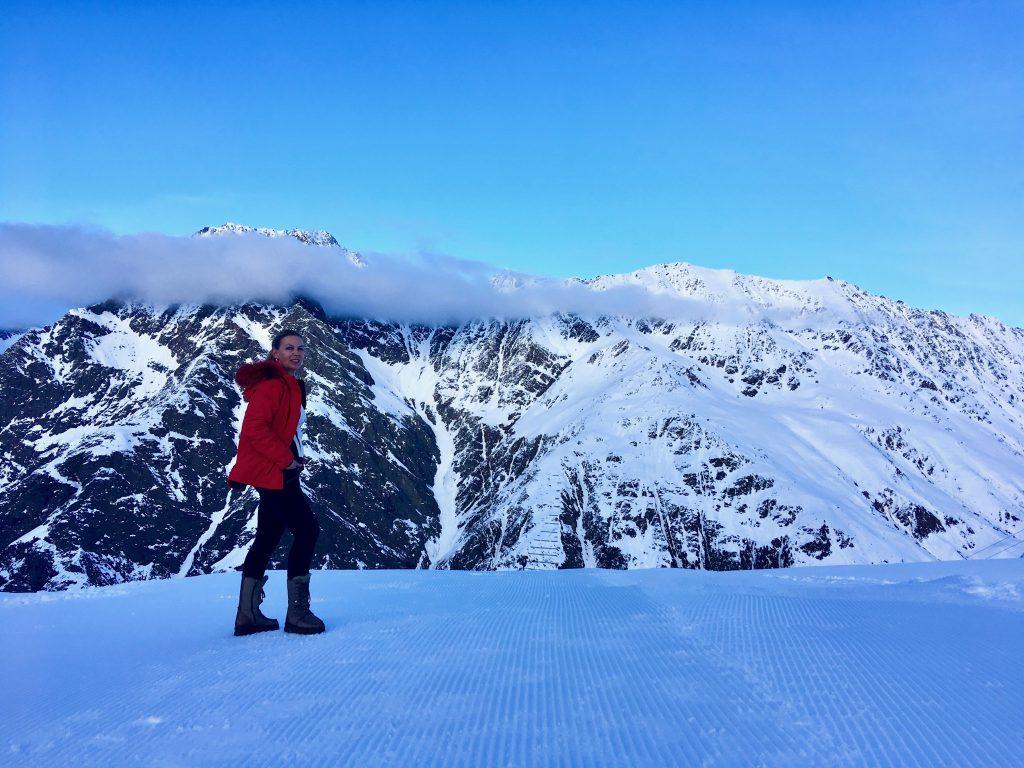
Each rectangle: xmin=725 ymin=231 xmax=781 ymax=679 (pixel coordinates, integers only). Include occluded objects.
xmin=285 ymin=459 xmax=306 ymax=471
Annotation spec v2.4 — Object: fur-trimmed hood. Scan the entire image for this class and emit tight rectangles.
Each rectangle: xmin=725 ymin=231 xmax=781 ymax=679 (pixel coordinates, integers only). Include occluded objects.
xmin=235 ymin=359 xmax=306 ymax=405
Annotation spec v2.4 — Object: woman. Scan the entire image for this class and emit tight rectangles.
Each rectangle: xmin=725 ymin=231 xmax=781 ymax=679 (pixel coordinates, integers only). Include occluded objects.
xmin=228 ymin=329 xmax=326 ymax=636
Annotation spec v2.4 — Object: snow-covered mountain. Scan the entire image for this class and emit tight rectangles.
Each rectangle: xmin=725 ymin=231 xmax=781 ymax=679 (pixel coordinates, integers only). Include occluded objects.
xmin=195 ymin=221 xmax=339 ymax=248
xmin=194 ymin=221 xmax=366 ymax=266
xmin=0 ymin=329 xmax=24 ymax=354
xmin=2 ymin=226 xmax=1023 ymax=590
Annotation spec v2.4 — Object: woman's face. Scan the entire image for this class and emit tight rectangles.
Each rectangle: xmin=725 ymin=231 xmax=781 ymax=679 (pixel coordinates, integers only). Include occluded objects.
xmin=272 ymin=335 xmax=306 ymax=373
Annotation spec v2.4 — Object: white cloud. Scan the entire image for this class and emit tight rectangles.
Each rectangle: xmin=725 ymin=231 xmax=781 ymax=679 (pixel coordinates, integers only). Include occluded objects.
xmin=0 ymin=222 xmax=852 ymax=329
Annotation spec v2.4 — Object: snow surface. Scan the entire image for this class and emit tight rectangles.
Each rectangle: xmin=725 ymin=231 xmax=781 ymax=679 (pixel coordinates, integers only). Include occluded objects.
xmin=2 ymin=561 xmax=1022 ymax=767
xmin=0 ymin=329 xmax=25 ymax=354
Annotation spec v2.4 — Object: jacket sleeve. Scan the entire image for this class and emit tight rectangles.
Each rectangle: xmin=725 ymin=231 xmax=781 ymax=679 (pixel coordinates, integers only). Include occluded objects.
xmin=239 ymin=380 xmax=295 ymax=469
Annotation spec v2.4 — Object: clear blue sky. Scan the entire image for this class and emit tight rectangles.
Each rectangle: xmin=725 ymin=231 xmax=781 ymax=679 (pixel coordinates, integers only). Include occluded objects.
xmin=2 ymin=0 xmax=1022 ymax=325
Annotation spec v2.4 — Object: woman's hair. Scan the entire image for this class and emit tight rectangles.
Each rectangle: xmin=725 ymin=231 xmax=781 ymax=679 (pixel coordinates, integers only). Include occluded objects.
xmin=271 ymin=329 xmax=305 ymax=350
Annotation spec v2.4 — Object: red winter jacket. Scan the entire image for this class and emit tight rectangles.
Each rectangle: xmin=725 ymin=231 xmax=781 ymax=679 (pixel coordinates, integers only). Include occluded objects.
xmin=227 ymin=359 xmax=304 ymax=490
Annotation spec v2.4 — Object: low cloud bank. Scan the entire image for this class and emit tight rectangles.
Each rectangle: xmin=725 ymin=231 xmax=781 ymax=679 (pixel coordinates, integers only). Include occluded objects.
xmin=0 ymin=222 xmax=839 ymax=329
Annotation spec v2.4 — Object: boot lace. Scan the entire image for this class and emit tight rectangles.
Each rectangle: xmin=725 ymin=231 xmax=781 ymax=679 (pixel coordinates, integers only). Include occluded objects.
xmin=290 ymin=584 xmax=312 ymax=616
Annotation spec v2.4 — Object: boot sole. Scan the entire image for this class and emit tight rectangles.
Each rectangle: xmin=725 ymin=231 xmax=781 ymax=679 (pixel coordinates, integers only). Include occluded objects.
xmin=284 ymin=622 xmax=325 ymax=635
xmin=234 ymin=622 xmax=280 ymax=636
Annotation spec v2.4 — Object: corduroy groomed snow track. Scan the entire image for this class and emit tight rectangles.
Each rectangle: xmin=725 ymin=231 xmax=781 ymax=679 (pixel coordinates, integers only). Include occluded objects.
xmin=3 ymin=562 xmax=1023 ymax=767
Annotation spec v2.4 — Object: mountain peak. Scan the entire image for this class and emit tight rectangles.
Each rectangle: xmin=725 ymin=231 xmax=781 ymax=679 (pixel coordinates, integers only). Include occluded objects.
xmin=194 ymin=222 xmax=341 ymax=248
xmin=193 ymin=222 xmax=366 ymax=267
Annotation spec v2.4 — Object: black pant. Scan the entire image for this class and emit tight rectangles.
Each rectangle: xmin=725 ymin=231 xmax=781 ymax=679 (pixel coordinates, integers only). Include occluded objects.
xmin=241 ymin=477 xmax=320 ymax=580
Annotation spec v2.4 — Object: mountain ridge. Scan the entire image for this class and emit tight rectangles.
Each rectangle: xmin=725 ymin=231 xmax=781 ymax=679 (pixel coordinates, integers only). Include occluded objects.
xmin=194 ymin=222 xmax=367 ymax=267
xmin=1 ymin=227 xmax=1022 ymax=591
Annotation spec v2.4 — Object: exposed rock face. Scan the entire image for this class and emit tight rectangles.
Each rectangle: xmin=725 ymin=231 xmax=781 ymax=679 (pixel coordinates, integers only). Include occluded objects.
xmin=2 ymin=237 xmax=1023 ymax=591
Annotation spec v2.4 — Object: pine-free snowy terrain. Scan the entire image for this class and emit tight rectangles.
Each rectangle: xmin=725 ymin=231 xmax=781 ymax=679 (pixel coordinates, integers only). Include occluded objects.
xmin=3 ymin=561 xmax=1022 ymax=767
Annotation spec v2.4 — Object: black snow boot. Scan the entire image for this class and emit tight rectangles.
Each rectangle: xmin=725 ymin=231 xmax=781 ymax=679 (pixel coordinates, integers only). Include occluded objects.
xmin=285 ymin=573 xmax=326 ymax=635
xmin=234 ymin=574 xmax=280 ymax=636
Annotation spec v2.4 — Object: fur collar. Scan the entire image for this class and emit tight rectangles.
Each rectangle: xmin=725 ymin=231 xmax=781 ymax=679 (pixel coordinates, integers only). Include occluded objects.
xmin=235 ymin=358 xmax=288 ymax=391
xmin=235 ymin=359 xmax=307 ymax=406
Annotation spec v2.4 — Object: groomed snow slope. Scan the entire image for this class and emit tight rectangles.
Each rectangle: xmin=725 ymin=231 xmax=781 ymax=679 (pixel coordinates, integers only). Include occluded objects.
xmin=3 ymin=563 xmax=1022 ymax=767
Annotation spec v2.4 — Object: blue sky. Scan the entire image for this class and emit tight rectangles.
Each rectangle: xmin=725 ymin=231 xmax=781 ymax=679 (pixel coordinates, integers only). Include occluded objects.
xmin=2 ymin=0 xmax=1022 ymax=325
